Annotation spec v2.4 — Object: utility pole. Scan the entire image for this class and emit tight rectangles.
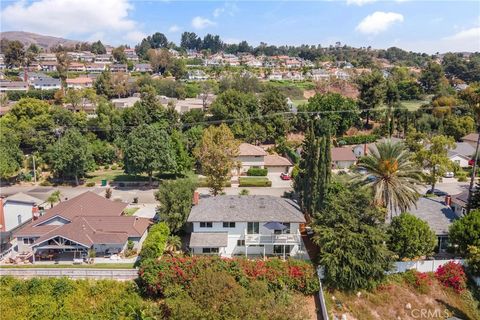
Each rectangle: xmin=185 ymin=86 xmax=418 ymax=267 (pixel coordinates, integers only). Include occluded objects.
xmin=467 ymin=131 xmax=480 ymax=214
xmin=30 ymin=155 xmax=37 ymax=184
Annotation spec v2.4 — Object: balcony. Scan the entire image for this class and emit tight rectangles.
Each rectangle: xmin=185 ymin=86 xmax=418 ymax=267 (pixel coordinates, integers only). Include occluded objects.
xmin=245 ymin=231 xmax=302 ymax=245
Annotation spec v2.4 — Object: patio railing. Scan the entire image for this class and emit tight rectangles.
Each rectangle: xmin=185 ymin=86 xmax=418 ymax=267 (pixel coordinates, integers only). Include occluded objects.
xmin=245 ymin=232 xmax=301 ymax=245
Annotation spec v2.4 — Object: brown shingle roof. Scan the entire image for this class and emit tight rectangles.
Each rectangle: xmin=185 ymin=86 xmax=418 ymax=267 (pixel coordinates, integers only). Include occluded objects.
xmin=32 ymin=191 xmax=127 ymax=226
xmin=238 ymin=143 xmax=267 ymax=156
xmin=264 ymin=154 xmax=292 ymax=167
xmin=331 ymin=147 xmax=357 ymax=161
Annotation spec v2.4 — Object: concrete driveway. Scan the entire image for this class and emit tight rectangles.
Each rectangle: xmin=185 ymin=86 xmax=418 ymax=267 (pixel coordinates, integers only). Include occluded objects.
xmin=268 ymin=173 xmax=293 ymax=188
xmin=133 ymin=203 xmax=157 ymax=219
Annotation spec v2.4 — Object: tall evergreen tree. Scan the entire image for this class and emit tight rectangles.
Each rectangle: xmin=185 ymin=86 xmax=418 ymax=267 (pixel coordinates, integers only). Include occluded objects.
xmin=471 ymin=181 xmax=480 ymax=211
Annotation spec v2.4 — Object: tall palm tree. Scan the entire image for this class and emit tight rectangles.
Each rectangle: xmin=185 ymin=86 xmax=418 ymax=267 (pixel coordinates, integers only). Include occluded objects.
xmin=354 ymin=140 xmax=423 ymax=218
xmin=165 ymin=235 xmax=182 ymax=256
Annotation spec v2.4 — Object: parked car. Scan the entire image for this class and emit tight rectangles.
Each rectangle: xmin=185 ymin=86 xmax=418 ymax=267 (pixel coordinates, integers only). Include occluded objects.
xmin=280 ymin=172 xmax=291 ymax=180
xmin=443 ymin=171 xmax=454 ymax=178
xmin=426 ymin=189 xmax=448 ymax=197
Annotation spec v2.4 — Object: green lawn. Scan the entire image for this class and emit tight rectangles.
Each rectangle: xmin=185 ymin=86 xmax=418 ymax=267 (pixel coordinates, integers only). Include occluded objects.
xmin=85 ymin=169 xmax=150 ymax=183
xmin=124 ymin=207 xmax=140 ymax=216
xmin=0 ymin=263 xmax=135 ymax=269
xmin=197 ymin=177 xmax=231 ymax=188
xmin=292 ymin=99 xmax=308 ymax=106
xmin=239 ymin=176 xmax=272 ymax=187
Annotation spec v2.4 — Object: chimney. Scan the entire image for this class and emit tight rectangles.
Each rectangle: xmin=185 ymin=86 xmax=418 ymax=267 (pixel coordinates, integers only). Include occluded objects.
xmin=32 ymin=205 xmax=40 ymax=220
xmin=192 ymin=192 xmax=199 ymax=206
xmin=445 ymin=195 xmax=452 ymax=206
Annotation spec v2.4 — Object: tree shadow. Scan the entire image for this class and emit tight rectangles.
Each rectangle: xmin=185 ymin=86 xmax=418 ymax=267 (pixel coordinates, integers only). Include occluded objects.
xmin=435 ymin=298 xmax=469 ymax=319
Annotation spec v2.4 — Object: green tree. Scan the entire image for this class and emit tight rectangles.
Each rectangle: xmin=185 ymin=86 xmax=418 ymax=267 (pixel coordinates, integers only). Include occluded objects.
xmin=91 ymin=40 xmax=106 ymax=54
xmin=355 ymin=140 xmax=422 ymax=216
xmin=94 ymin=71 xmax=114 ymax=98
xmin=415 ymin=135 xmax=455 ymax=192
xmin=471 ymin=181 xmax=480 ymax=211
xmin=194 ymin=124 xmax=239 ymax=196
xmin=443 ymin=115 xmax=476 ymax=141
xmin=297 ymin=92 xmax=359 ymax=136
xmin=112 ymin=46 xmax=127 ymax=63
xmin=387 ymin=213 xmax=437 ymax=259
xmin=147 ymin=48 xmax=172 ymax=74
xmin=180 ymin=32 xmax=202 ymax=50
xmin=259 ymin=87 xmax=290 ymax=141
xmin=294 ymin=122 xmax=331 ymax=215
xmin=123 ymin=124 xmax=176 ymax=185
xmin=47 ymin=129 xmax=94 ymax=185
xmin=384 ymin=80 xmax=400 ymax=137
xmin=0 ymin=130 xmax=23 ymax=180
xmin=356 ymin=70 xmax=385 ymax=127
xmin=449 ymin=209 xmax=480 ymax=255
xmin=170 ymin=130 xmax=193 ymax=174
xmin=4 ymin=40 xmax=25 ymax=68
xmin=419 ymin=61 xmax=445 ymax=94
xmin=56 ymin=51 xmax=71 ymax=87
xmin=155 ymin=176 xmax=197 ymax=233
xmin=312 ymin=182 xmax=393 ymax=291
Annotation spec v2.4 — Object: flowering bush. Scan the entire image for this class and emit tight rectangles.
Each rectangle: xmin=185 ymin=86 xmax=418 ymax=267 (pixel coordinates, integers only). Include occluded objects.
xmin=435 ymin=262 xmax=467 ymax=293
xmin=403 ymin=270 xmax=432 ymax=294
xmin=138 ymin=256 xmax=319 ymax=296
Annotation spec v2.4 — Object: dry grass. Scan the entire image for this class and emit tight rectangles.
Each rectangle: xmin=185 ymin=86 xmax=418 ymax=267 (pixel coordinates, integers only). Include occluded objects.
xmin=324 ymin=275 xmax=480 ymax=320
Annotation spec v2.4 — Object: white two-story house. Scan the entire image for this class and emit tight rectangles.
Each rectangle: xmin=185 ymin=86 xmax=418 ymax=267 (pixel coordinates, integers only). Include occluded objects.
xmin=233 ymin=143 xmax=293 ymax=175
xmin=187 ymin=195 xmax=306 ymax=259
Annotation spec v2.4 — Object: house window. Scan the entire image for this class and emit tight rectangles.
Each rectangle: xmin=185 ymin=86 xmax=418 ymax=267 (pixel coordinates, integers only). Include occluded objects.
xmin=200 ymin=222 xmax=213 ymax=228
xmin=223 ymin=222 xmax=236 ymax=228
xmin=247 ymin=222 xmax=259 ymax=234
xmin=23 ymin=238 xmax=34 ymax=244
xmin=17 ymin=215 xmax=22 ymax=225
xmin=202 ymin=247 xmax=219 ymax=254
xmin=237 ymin=240 xmax=245 ymax=246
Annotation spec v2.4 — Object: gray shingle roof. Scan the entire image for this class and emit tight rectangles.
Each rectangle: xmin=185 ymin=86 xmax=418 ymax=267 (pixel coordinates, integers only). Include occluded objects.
xmin=187 ymin=195 xmax=305 ymax=223
xmin=449 ymin=142 xmax=476 ymax=158
xmin=400 ymin=197 xmax=458 ymax=235
xmin=189 ymin=232 xmax=228 ymax=247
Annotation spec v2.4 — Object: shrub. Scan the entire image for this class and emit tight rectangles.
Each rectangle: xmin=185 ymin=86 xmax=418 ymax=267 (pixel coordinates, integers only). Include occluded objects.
xmin=339 ymin=134 xmax=378 ymax=145
xmin=239 ymin=189 xmax=250 ymax=195
xmin=435 ymin=261 xmax=467 ymax=293
xmin=403 ymin=270 xmax=432 ymax=294
xmin=246 ymin=168 xmax=268 ymax=176
xmin=111 ymin=165 xmax=118 ymax=170
xmin=140 ymin=222 xmax=170 ymax=263
xmin=466 ymin=245 xmax=480 ymax=276
xmin=86 ymin=182 xmax=95 ymax=187
xmin=39 ymin=180 xmax=53 ymax=186
xmin=239 ymin=177 xmax=272 ymax=187
xmin=138 ymin=256 xmax=319 ymax=297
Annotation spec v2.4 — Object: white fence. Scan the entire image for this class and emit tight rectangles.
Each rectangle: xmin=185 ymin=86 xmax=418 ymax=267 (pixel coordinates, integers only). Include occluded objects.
xmin=390 ymin=259 xmax=465 ymax=274
xmin=0 ymin=268 xmax=138 ymax=280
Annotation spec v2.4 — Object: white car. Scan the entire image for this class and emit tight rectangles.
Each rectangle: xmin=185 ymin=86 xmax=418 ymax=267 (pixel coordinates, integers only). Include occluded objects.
xmin=443 ymin=172 xmax=454 ymax=178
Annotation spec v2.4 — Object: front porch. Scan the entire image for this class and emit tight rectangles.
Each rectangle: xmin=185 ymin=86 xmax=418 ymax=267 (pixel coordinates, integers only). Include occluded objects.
xmin=244 ymin=230 xmax=305 ymax=260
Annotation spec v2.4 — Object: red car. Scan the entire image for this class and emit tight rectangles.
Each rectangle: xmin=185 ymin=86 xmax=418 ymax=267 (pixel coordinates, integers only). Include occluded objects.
xmin=280 ymin=173 xmax=291 ymax=180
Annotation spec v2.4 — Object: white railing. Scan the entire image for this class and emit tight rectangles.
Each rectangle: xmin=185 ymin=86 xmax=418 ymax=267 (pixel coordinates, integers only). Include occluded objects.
xmin=245 ymin=231 xmax=301 ymax=245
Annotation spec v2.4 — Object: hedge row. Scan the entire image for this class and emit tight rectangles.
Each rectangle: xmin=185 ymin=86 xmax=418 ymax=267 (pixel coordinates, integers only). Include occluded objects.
xmin=138 ymin=255 xmax=319 ymax=296
xmin=246 ymin=168 xmax=268 ymax=176
xmin=6 ymin=89 xmax=57 ymax=101
xmin=239 ymin=177 xmax=272 ymax=187
xmin=338 ymin=134 xmax=378 ymax=145
xmin=139 ymin=222 xmax=169 ymax=262
xmin=197 ymin=178 xmax=231 ymax=188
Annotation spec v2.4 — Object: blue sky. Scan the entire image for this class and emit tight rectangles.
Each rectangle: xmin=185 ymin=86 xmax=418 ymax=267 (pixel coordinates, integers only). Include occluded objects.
xmin=1 ymin=0 xmax=479 ymax=53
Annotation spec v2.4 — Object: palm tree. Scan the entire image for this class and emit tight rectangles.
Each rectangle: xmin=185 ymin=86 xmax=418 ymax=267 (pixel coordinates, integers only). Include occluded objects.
xmin=165 ymin=235 xmax=182 ymax=256
xmin=46 ymin=190 xmax=61 ymax=208
xmin=354 ymin=140 xmax=423 ymax=218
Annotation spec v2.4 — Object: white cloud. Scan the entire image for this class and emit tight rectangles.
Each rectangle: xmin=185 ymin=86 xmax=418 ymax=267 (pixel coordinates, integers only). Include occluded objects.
xmin=0 ymin=0 xmax=144 ymax=45
xmin=125 ymin=31 xmax=147 ymax=43
xmin=213 ymin=7 xmax=224 ymax=18
xmin=213 ymin=2 xmax=238 ymax=17
xmin=356 ymin=11 xmax=404 ymax=35
xmin=444 ymin=27 xmax=480 ymax=42
xmin=346 ymin=0 xmax=377 ymax=6
xmin=191 ymin=16 xmax=216 ymax=30
xmin=168 ymin=25 xmax=181 ymax=33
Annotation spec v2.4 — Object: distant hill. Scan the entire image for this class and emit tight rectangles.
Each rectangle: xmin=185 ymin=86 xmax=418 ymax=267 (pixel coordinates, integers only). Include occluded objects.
xmin=0 ymin=31 xmax=84 ymax=51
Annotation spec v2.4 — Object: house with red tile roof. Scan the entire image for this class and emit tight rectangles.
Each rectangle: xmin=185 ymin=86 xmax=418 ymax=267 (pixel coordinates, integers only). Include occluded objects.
xmin=14 ymin=192 xmax=150 ymax=263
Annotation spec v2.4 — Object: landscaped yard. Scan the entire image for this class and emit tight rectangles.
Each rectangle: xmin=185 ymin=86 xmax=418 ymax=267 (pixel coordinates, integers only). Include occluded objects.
xmin=85 ymin=169 xmax=150 ymax=184
xmin=123 ymin=207 xmax=140 ymax=216
xmin=239 ymin=176 xmax=272 ymax=187
xmin=197 ymin=177 xmax=232 ymax=188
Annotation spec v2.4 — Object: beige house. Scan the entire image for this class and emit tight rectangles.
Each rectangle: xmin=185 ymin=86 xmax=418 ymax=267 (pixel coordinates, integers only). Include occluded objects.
xmin=233 ymin=143 xmax=293 ymax=175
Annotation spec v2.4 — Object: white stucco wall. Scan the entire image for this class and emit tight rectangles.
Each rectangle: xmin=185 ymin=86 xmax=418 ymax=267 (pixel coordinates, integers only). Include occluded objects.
xmin=191 ymin=222 xmax=301 ymax=258
xmin=234 ymin=155 xmax=265 ymax=174
xmin=3 ymin=201 xmax=34 ymax=232
xmin=333 ymin=160 xmax=356 ymax=169
xmin=449 ymin=155 xmax=470 ymax=168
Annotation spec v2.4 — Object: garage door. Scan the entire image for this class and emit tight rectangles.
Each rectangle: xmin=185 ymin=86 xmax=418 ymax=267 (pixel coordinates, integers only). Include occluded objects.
xmin=267 ymin=166 xmax=287 ymax=174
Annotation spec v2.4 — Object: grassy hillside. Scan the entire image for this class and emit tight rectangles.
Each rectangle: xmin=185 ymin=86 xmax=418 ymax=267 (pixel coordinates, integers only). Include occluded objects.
xmin=325 ymin=272 xmax=480 ymax=320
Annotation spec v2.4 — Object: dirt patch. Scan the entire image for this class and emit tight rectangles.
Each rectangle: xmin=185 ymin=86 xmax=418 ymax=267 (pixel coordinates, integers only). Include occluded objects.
xmin=325 ymin=278 xmax=480 ymax=320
